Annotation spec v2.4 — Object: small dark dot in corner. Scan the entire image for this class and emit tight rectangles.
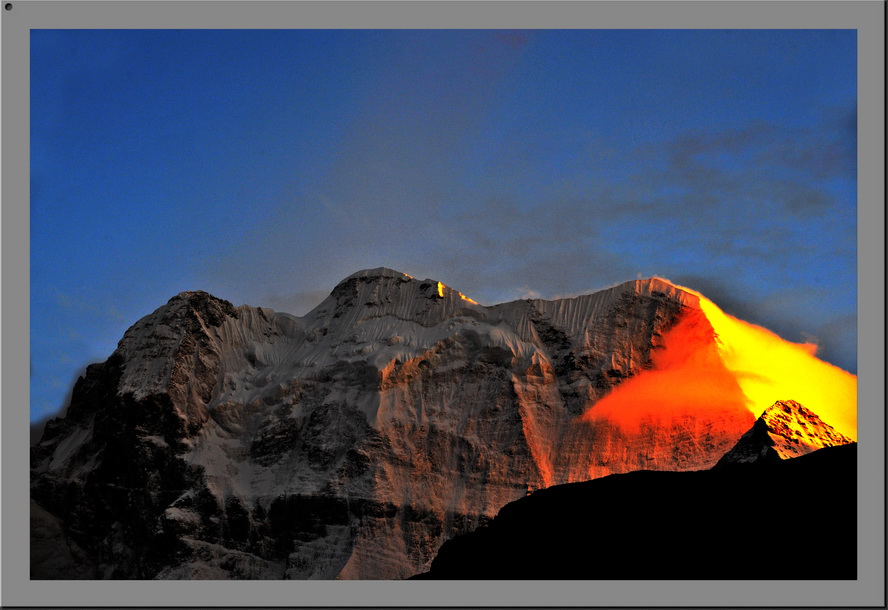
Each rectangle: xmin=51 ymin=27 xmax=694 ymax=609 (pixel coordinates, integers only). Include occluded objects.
xmin=4 ymin=3 xmax=12 ymax=10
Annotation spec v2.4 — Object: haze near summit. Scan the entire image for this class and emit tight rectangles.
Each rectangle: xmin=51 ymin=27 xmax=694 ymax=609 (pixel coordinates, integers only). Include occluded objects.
xmin=30 ymin=29 xmax=857 ymax=424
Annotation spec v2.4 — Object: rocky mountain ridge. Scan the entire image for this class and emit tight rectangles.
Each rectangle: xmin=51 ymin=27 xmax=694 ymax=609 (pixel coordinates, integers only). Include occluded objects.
xmin=30 ymin=268 xmax=850 ymax=579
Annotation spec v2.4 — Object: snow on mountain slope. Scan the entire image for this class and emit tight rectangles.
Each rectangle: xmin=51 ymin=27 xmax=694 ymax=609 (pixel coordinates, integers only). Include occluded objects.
xmin=716 ymin=399 xmax=854 ymax=465
xmin=30 ymin=268 xmax=857 ymax=580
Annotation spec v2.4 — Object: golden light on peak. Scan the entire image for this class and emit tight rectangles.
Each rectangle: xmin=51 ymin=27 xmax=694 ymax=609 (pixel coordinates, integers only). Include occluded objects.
xmin=583 ymin=283 xmax=857 ymax=442
xmin=693 ymin=294 xmax=856 ymax=440
xmin=437 ymin=281 xmax=445 ymax=298
xmin=582 ymin=307 xmax=751 ymax=432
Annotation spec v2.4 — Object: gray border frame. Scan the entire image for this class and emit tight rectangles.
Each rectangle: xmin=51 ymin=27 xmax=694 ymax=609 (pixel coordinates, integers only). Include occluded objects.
xmin=3 ymin=1 xmax=884 ymax=607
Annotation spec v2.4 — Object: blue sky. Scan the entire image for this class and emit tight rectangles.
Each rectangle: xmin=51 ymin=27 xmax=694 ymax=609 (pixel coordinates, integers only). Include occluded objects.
xmin=30 ymin=29 xmax=857 ymax=424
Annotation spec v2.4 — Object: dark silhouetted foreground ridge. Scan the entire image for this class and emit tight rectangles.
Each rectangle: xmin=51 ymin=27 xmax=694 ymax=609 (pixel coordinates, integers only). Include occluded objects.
xmin=413 ymin=444 xmax=857 ymax=580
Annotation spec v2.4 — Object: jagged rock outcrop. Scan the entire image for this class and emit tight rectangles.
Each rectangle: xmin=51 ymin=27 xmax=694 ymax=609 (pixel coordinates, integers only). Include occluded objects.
xmin=31 ymin=268 xmax=766 ymax=579
xmin=716 ymin=399 xmax=853 ymax=466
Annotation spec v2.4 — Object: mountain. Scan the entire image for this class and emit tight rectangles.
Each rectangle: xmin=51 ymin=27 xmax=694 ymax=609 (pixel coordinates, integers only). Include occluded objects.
xmin=716 ymin=399 xmax=854 ymax=466
xmin=412 ymin=443 xmax=857 ymax=580
xmin=30 ymin=268 xmax=856 ymax=579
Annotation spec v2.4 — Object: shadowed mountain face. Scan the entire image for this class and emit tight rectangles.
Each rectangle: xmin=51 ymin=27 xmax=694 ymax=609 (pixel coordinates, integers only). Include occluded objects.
xmin=29 ymin=268 xmax=855 ymax=580
xmin=413 ymin=443 xmax=857 ymax=580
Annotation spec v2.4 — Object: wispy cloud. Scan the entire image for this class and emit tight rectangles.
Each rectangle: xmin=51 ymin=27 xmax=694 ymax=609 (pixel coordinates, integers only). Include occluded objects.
xmin=54 ymin=288 xmax=126 ymax=321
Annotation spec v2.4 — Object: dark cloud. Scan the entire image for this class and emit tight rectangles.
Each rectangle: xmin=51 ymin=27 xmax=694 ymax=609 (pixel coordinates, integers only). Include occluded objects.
xmin=638 ymin=111 xmax=855 ymax=221
xmin=759 ymin=121 xmax=856 ymax=181
xmin=660 ymin=104 xmax=856 ymax=183
xmin=663 ymin=121 xmax=774 ymax=170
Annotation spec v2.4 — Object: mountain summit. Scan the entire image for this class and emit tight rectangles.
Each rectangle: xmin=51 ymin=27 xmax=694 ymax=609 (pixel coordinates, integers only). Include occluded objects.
xmin=716 ymin=399 xmax=853 ymax=466
xmin=30 ymin=269 xmax=856 ymax=580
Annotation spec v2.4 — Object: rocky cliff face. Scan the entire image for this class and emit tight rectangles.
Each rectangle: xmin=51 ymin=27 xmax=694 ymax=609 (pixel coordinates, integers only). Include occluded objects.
xmin=31 ymin=268 xmax=765 ymax=579
xmin=716 ymin=399 xmax=853 ymax=466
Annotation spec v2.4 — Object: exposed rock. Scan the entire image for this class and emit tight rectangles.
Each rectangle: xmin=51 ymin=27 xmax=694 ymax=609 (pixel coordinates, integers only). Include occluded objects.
xmin=30 ymin=499 xmax=97 ymax=579
xmin=716 ymin=399 xmax=853 ymax=466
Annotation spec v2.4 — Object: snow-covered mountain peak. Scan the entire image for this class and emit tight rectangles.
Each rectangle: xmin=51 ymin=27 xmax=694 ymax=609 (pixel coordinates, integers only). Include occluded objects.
xmin=114 ymin=291 xmax=233 ymax=363
xmin=758 ymin=399 xmax=851 ymax=445
xmin=633 ymin=276 xmax=696 ymax=295
xmin=340 ymin=267 xmax=416 ymax=283
xmin=605 ymin=277 xmax=701 ymax=306
xmin=334 ymin=267 xmax=478 ymax=303
xmin=716 ymin=399 xmax=853 ymax=466
xmin=305 ymin=267 xmax=483 ymax=331
xmin=162 ymin=290 xmax=239 ymax=322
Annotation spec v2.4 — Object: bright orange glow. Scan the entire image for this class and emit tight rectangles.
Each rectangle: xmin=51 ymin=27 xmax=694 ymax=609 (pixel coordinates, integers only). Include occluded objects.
xmin=436 ymin=280 xmax=478 ymax=304
xmin=691 ymin=292 xmax=857 ymax=440
xmin=582 ymin=306 xmax=753 ymax=432
xmin=583 ymin=280 xmax=857 ymax=441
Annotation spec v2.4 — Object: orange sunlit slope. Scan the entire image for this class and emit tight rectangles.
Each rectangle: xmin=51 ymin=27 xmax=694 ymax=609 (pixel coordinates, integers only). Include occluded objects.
xmin=584 ymin=282 xmax=857 ymax=441
xmin=583 ymin=305 xmax=753 ymax=432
